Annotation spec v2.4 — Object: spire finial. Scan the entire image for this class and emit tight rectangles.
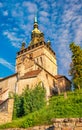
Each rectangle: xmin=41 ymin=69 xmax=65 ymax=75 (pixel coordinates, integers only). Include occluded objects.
xmin=34 ymin=13 xmax=38 ymax=23
xmin=34 ymin=14 xmax=38 ymax=29
xmin=34 ymin=16 xmax=37 ymax=23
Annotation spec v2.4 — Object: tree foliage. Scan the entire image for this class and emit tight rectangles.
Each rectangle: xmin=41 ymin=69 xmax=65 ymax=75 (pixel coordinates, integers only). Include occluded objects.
xmin=13 ymin=94 xmax=24 ymax=119
xmin=69 ymin=42 xmax=82 ymax=89
xmin=13 ymin=82 xmax=46 ymax=119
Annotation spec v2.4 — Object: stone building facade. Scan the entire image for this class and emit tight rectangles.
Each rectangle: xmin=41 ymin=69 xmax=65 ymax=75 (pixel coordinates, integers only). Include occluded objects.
xmin=0 ymin=17 xmax=71 ymax=124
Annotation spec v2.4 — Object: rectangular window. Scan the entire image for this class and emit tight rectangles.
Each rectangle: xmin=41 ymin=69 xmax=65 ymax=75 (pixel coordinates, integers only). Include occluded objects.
xmin=29 ymin=53 xmax=33 ymax=59
xmin=0 ymin=88 xmax=2 ymax=94
xmin=40 ymin=57 xmax=43 ymax=65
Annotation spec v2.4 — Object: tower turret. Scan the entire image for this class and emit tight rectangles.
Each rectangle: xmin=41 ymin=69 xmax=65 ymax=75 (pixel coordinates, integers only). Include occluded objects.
xmin=21 ymin=41 xmax=26 ymax=50
xmin=30 ymin=16 xmax=44 ymax=45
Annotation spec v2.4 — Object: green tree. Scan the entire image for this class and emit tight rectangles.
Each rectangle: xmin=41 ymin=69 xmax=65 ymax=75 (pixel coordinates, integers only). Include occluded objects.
xmin=23 ymin=82 xmax=46 ymax=115
xmin=13 ymin=82 xmax=46 ymax=118
xmin=13 ymin=94 xmax=24 ymax=119
xmin=69 ymin=42 xmax=82 ymax=89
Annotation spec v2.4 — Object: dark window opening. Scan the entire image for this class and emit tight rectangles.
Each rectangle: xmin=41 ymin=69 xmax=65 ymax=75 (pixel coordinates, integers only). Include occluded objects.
xmin=53 ymin=79 xmax=55 ymax=87
xmin=46 ymin=74 xmax=48 ymax=79
xmin=0 ymin=88 xmax=2 ymax=94
xmin=26 ymin=84 xmax=29 ymax=90
xmin=40 ymin=57 xmax=43 ymax=65
xmin=37 ymin=58 xmax=38 ymax=63
xmin=29 ymin=53 xmax=33 ymax=59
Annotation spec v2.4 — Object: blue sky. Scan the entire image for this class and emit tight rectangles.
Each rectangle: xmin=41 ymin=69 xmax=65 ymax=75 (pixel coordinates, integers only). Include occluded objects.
xmin=0 ymin=0 xmax=82 ymax=79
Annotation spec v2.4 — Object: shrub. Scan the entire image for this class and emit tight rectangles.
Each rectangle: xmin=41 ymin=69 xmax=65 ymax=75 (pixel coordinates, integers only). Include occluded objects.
xmin=13 ymin=82 xmax=46 ymax=119
xmin=13 ymin=94 xmax=24 ymax=119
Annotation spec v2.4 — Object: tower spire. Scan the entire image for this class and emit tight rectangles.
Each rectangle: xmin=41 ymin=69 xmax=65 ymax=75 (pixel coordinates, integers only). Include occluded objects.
xmin=30 ymin=16 xmax=44 ymax=45
xmin=34 ymin=15 xmax=38 ymax=23
xmin=34 ymin=15 xmax=38 ymax=29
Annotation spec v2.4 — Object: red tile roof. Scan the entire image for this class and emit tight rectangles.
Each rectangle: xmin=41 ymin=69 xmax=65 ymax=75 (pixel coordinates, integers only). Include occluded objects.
xmin=0 ymin=98 xmax=9 ymax=105
xmin=54 ymin=75 xmax=71 ymax=83
xmin=54 ymin=75 xmax=63 ymax=79
xmin=0 ymin=100 xmax=4 ymax=104
xmin=0 ymin=73 xmax=18 ymax=81
xmin=21 ymin=69 xmax=41 ymax=79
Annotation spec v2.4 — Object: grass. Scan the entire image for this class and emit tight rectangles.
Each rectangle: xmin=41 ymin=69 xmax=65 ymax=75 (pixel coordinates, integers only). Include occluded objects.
xmin=0 ymin=89 xmax=82 ymax=129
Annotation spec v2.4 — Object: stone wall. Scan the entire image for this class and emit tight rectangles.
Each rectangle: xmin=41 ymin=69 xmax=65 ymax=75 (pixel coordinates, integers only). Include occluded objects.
xmin=0 ymin=98 xmax=14 ymax=124
xmin=0 ymin=74 xmax=17 ymax=98
xmin=3 ymin=118 xmax=82 ymax=130
xmin=51 ymin=118 xmax=82 ymax=130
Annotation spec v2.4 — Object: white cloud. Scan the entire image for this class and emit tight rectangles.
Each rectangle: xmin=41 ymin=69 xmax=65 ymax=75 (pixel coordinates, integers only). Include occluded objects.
xmin=0 ymin=58 xmax=14 ymax=72
xmin=28 ymin=14 xmax=35 ymax=21
xmin=39 ymin=1 xmax=49 ymax=10
xmin=39 ymin=11 xmax=49 ymax=17
xmin=39 ymin=16 xmax=49 ymax=24
xmin=11 ymin=41 xmax=21 ymax=48
xmin=3 ymin=31 xmax=22 ymax=48
xmin=3 ymin=31 xmax=18 ymax=41
xmin=3 ymin=10 xmax=8 ymax=16
xmin=0 ymin=2 xmax=3 ymax=8
xmin=54 ymin=1 xmax=82 ymax=77
xmin=23 ymin=1 xmax=37 ymax=13
xmin=74 ymin=23 xmax=82 ymax=45
xmin=62 ymin=10 xmax=74 ymax=23
xmin=12 ymin=10 xmax=23 ymax=18
xmin=0 ymin=0 xmax=82 ymax=78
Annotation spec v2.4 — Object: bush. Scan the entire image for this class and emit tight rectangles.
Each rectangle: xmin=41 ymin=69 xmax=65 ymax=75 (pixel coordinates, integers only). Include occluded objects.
xmin=0 ymin=89 xmax=82 ymax=129
xmin=13 ymin=94 xmax=24 ymax=119
xmin=13 ymin=82 xmax=46 ymax=119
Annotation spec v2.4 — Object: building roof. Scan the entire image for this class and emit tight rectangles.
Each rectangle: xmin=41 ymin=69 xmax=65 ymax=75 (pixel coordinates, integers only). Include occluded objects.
xmin=21 ymin=69 xmax=41 ymax=79
xmin=0 ymin=98 xmax=9 ymax=105
xmin=54 ymin=75 xmax=63 ymax=79
xmin=0 ymin=100 xmax=3 ymax=105
xmin=54 ymin=75 xmax=71 ymax=83
xmin=0 ymin=73 xmax=18 ymax=82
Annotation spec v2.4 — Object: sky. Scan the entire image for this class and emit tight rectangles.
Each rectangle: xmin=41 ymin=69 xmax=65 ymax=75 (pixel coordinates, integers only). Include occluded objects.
xmin=0 ymin=0 xmax=82 ymax=79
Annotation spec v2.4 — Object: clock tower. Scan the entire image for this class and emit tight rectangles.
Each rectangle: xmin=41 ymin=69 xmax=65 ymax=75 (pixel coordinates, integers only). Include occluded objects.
xmin=16 ymin=16 xmax=58 ymax=96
